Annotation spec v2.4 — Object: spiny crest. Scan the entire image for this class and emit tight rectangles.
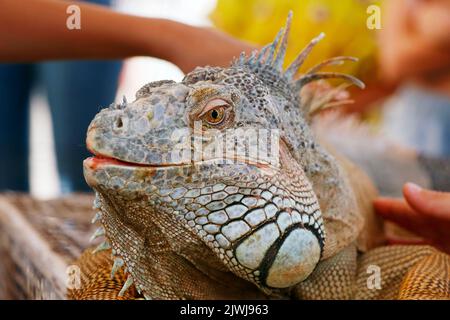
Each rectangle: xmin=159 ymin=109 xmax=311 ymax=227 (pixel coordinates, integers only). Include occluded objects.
xmin=232 ymin=11 xmax=365 ymax=114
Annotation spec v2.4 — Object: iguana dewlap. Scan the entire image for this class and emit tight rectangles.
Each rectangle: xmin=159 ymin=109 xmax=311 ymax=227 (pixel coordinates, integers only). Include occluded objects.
xmin=69 ymin=13 xmax=450 ymax=300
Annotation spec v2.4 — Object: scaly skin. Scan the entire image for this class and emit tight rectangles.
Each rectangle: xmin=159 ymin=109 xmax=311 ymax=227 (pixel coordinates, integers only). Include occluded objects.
xmin=68 ymin=13 xmax=450 ymax=300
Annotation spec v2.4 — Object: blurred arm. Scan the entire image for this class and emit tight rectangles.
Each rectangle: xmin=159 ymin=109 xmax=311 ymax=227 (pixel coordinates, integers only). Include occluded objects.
xmin=0 ymin=0 xmax=173 ymax=61
xmin=0 ymin=0 xmax=254 ymax=72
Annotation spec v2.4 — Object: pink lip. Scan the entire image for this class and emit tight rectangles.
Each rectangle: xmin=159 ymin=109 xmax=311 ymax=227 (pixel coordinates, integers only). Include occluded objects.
xmin=84 ymin=155 xmax=190 ymax=170
xmin=84 ymin=156 xmax=149 ymax=170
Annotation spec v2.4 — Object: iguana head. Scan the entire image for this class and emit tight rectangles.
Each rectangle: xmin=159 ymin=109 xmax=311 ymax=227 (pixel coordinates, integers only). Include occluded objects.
xmin=83 ymin=13 xmax=363 ymax=298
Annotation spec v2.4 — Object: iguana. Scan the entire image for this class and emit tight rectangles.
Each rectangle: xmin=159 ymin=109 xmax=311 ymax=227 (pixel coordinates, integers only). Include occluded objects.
xmin=69 ymin=13 xmax=450 ymax=300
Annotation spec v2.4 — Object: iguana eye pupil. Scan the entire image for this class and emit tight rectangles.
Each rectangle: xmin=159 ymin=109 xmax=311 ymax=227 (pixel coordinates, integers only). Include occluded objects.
xmin=203 ymin=107 xmax=226 ymax=125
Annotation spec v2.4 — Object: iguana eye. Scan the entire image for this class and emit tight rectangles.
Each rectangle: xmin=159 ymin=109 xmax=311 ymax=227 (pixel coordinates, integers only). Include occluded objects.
xmin=203 ymin=107 xmax=225 ymax=124
xmin=199 ymin=98 xmax=230 ymax=125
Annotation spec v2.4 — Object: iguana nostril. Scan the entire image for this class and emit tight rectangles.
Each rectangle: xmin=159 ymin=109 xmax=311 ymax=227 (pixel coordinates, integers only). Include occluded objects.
xmin=115 ymin=117 xmax=123 ymax=129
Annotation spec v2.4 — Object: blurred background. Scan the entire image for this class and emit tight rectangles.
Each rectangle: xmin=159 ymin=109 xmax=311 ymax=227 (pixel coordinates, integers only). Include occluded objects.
xmin=5 ymin=0 xmax=450 ymax=198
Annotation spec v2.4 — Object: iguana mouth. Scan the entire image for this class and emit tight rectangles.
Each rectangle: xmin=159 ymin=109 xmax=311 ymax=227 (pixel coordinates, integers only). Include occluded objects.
xmin=85 ymin=155 xmax=188 ymax=169
xmin=85 ymin=154 xmax=276 ymax=170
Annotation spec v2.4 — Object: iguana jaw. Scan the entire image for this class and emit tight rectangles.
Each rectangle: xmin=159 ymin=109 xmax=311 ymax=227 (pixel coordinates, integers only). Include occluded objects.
xmin=84 ymin=140 xmax=325 ymax=298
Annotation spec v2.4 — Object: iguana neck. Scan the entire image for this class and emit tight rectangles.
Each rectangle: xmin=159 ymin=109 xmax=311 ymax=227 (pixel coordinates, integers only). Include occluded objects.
xmin=290 ymin=126 xmax=363 ymax=259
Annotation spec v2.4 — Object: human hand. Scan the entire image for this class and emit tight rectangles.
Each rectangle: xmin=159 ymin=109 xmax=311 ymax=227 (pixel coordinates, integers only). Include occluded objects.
xmin=167 ymin=24 xmax=258 ymax=74
xmin=374 ymin=183 xmax=450 ymax=254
